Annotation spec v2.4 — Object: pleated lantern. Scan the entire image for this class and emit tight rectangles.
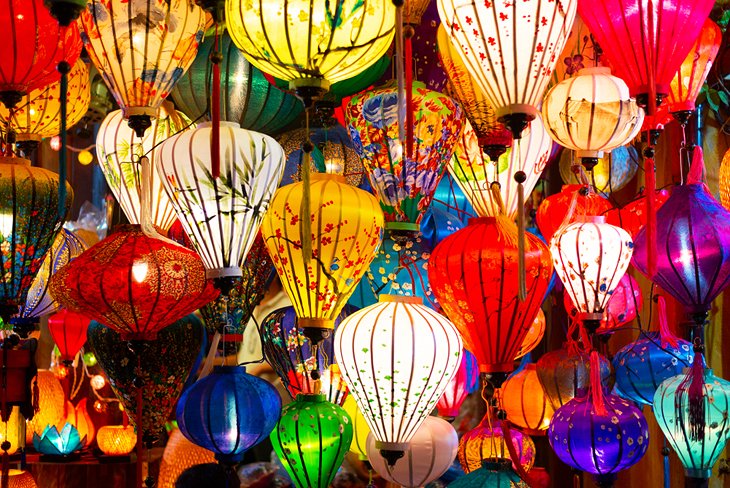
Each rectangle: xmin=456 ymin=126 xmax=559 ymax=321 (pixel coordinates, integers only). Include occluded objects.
xmin=536 ymin=346 xmax=612 ymax=410
xmin=437 ymin=0 xmax=577 ymax=138
xmin=334 ymin=295 xmax=462 ymax=465
xmin=97 ymin=108 xmax=193 ymax=232
xmin=47 ymin=309 xmax=89 ymax=365
xmin=96 ymin=425 xmax=136 ymax=457
xmin=170 ymin=29 xmax=302 ymax=133
xmin=261 ymin=173 xmax=383 ymax=345
xmin=437 ymin=349 xmax=480 ymax=421
xmin=0 ymin=0 xmax=82 ymax=109
xmin=536 ymin=185 xmax=613 ymax=244
xmin=501 ymin=364 xmax=554 ymax=436
xmin=79 ymin=0 xmax=206 ymax=135
xmin=270 ymin=394 xmax=353 ymax=488
xmin=458 ymin=413 xmax=536 ymax=474
xmin=49 ymin=225 xmax=218 ymax=341
xmin=157 ymin=428 xmax=215 ymax=488
xmin=366 ymin=416 xmax=459 ymax=488
xmin=429 ymin=216 xmax=552 ymax=378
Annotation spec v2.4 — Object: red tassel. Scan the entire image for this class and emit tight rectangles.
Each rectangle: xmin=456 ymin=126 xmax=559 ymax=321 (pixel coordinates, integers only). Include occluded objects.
xmin=501 ymin=418 xmax=535 ymax=487
xmin=211 ymin=27 xmax=221 ymax=180
xmin=676 ymin=349 xmax=706 ymax=442
xmin=405 ymin=31 xmax=414 ymax=161
xmin=656 ymin=296 xmax=678 ymax=348
xmin=590 ymin=351 xmax=608 ymax=416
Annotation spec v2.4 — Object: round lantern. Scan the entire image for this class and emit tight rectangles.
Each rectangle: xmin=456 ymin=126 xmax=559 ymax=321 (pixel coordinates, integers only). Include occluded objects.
xmin=436 ymin=350 xmax=480 ymax=421
xmin=559 ymin=145 xmax=640 ymax=195
xmin=47 ymin=310 xmax=89 ymax=365
xmin=0 ymin=156 xmax=72 ymax=326
xmin=346 ymin=81 xmax=464 ymax=230
xmin=606 ymin=189 xmax=671 ymax=238
xmin=536 ymin=346 xmax=612 ymax=410
xmin=654 ymin=366 xmax=730 ymax=481
xmin=156 ymin=121 xmax=285 ymax=291
xmin=26 ymin=370 xmax=65 ymax=444
xmin=79 ymin=0 xmax=206 ymax=135
xmin=96 ymin=425 xmax=136 ymax=456
xmin=516 ymin=310 xmax=546 ymax=359
xmin=225 ymin=0 xmax=395 ymax=103
xmin=366 ymin=416 xmax=459 ymax=488
xmin=261 ymin=173 xmax=383 ymax=345
xmin=458 ymin=414 xmax=536 ymax=474
xmin=157 ymin=428 xmax=215 ymax=487
xmin=542 ymin=67 xmax=643 ymax=167
xmin=437 ymin=0 xmax=577 ymax=138
xmin=97 ymin=108 xmax=193 ymax=232
xmin=614 ymin=331 xmax=693 ymax=406
xmin=270 ymin=393 xmax=353 ymax=488
xmin=342 ymin=396 xmax=371 ymax=461
xmin=334 ymin=295 xmax=462 ymax=465
xmin=449 ymin=459 xmax=522 ymax=488
xmin=536 ymin=184 xmax=613 ymax=244
xmin=177 ymin=366 xmax=281 ymax=465
xmin=0 ymin=58 xmax=90 ymax=148
xmin=170 ymin=30 xmax=302 ymax=133
xmin=50 ymin=225 xmax=218 ymax=341
xmin=501 ymin=364 xmax=554 ymax=435
xmin=0 ymin=470 xmax=37 ymax=488
xmin=0 ymin=407 xmax=22 ymax=456
xmin=564 ymin=273 xmax=642 ymax=334
xmin=550 ymin=216 xmax=634 ymax=332
xmin=0 ymin=0 xmax=82 ymax=109
xmin=429 ymin=216 xmax=552 ymax=376
xmin=549 ymin=391 xmax=649 ymax=482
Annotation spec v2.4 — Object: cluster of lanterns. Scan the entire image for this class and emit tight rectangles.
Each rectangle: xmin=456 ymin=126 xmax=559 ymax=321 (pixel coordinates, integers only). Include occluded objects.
xmin=0 ymin=0 xmax=728 ymax=487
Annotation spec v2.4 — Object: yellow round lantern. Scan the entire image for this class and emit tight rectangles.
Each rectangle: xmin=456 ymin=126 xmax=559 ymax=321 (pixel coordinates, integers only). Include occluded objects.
xmin=458 ymin=413 xmax=536 ymax=474
xmin=25 ymin=370 xmax=66 ymax=444
xmin=0 ymin=470 xmax=37 ymax=488
xmin=500 ymin=364 xmax=555 ymax=435
xmin=77 ymin=151 xmax=94 ymax=166
xmin=342 ymin=395 xmax=372 ymax=461
xmin=261 ymin=173 xmax=384 ymax=344
xmin=97 ymin=425 xmax=136 ymax=456
xmin=720 ymin=147 xmax=730 ymax=210
xmin=0 ymin=406 xmax=22 ymax=456
xmin=158 ymin=428 xmax=215 ymax=488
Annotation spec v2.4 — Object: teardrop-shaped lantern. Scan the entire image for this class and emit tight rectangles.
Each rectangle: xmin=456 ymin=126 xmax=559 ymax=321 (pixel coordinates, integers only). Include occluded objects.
xmin=563 ymin=273 xmax=642 ymax=334
xmin=536 ymin=184 xmax=613 ymax=243
xmin=47 ymin=309 xmax=89 ymax=365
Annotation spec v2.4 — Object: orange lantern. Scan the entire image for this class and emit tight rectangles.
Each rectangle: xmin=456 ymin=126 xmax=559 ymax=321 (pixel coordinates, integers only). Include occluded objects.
xmin=516 ymin=310 xmax=546 ymax=360
xmin=0 ymin=407 xmax=22 ymax=456
xmin=158 ymin=428 xmax=215 ymax=488
xmin=458 ymin=412 xmax=536 ymax=474
xmin=25 ymin=371 xmax=65 ymax=444
xmin=97 ymin=425 xmax=136 ymax=456
xmin=536 ymin=184 xmax=613 ymax=243
xmin=63 ymin=399 xmax=95 ymax=446
xmin=500 ymin=364 xmax=554 ymax=435
xmin=0 ymin=470 xmax=37 ymax=488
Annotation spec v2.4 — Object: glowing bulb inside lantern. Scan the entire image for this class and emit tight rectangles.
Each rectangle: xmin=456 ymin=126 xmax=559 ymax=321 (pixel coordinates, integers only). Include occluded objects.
xmin=78 ymin=150 xmax=93 ymax=166
xmin=90 ymin=375 xmax=106 ymax=390
xmin=132 ymin=260 xmax=148 ymax=283
xmin=0 ymin=213 xmax=14 ymax=238
xmin=50 ymin=136 xmax=61 ymax=151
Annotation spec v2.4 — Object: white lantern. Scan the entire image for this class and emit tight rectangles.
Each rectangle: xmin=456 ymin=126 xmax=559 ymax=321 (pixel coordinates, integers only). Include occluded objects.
xmin=334 ymin=295 xmax=462 ymax=465
xmin=550 ymin=216 xmax=633 ymax=332
xmin=155 ymin=121 xmax=285 ymax=288
xmin=366 ymin=416 xmax=459 ymax=486
xmin=97 ymin=109 xmax=192 ymax=232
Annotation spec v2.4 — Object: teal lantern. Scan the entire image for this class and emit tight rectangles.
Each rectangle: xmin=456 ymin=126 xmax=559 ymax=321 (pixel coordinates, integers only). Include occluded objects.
xmin=449 ymin=459 xmax=522 ymax=487
xmin=271 ymin=393 xmax=353 ymax=488
xmin=654 ymin=362 xmax=730 ymax=481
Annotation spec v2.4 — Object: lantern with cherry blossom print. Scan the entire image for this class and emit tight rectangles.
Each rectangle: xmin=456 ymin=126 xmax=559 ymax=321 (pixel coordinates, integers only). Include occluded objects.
xmin=563 ymin=273 xmax=642 ymax=334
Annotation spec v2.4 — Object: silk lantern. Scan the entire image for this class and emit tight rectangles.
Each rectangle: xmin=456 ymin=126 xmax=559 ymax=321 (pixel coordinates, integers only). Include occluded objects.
xmin=437 ymin=0 xmax=577 ymax=138
xmin=517 ymin=310 xmax=547 ymax=359
xmin=270 ymin=394 xmax=353 ymax=488
xmin=177 ymin=366 xmax=282 ymax=465
xmin=564 ymin=273 xmax=642 ymax=334
xmin=536 ymin=346 xmax=612 ymax=410
xmin=549 ymin=16 xmax=602 ymax=87
xmin=437 ymin=350 xmax=480 ymax=421
xmin=0 ymin=0 xmax=82 ymax=109
xmin=79 ymin=0 xmax=206 ymax=136
xmin=559 ymin=145 xmax=640 ymax=195
xmin=550 ymin=216 xmax=634 ymax=332
xmin=96 ymin=425 xmax=136 ymax=457
xmin=50 ymin=225 xmax=218 ymax=341
xmin=157 ymin=428 xmax=215 ymax=488
xmin=346 ymin=81 xmax=464 ymax=230
xmin=606 ymin=189 xmax=670 ymax=238
xmin=334 ymin=295 xmax=462 ymax=465
xmin=47 ymin=310 xmax=89 ymax=365
xmin=449 ymin=459 xmax=522 ymax=488
xmin=170 ymin=30 xmax=302 ymax=133
xmin=458 ymin=413 xmax=536 ymax=474
xmin=536 ymin=184 xmax=613 ymax=244
xmin=342 ymin=396 xmax=371 ymax=461
xmin=97 ymin=108 xmax=192 ymax=232
xmin=261 ymin=173 xmax=383 ymax=345
xmin=501 ymin=364 xmax=554 ymax=435
xmin=366 ymin=416 xmax=459 ymax=488
xmin=25 ymin=370 xmax=65 ymax=443
xmin=429 ymin=216 xmax=552 ymax=377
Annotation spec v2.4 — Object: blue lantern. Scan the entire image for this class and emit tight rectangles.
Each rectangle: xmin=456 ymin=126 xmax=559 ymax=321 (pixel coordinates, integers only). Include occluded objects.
xmin=431 ymin=172 xmax=476 ymax=223
xmin=613 ymin=331 xmax=693 ymax=406
xmin=176 ymin=366 xmax=282 ymax=465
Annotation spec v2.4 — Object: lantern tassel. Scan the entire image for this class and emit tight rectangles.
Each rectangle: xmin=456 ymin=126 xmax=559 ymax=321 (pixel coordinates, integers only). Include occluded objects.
xmin=676 ymin=345 xmax=706 ymax=442
xmin=57 ymin=59 xmax=71 ymax=220
xmin=656 ymin=296 xmax=678 ymax=348
xmin=501 ymin=418 xmax=535 ymax=487
xmin=139 ymin=157 xmax=182 ymax=246
xmin=515 ymin=170 xmax=527 ymax=301
xmin=211 ymin=27 xmax=222 ymax=180
xmin=590 ymin=351 xmax=608 ymax=416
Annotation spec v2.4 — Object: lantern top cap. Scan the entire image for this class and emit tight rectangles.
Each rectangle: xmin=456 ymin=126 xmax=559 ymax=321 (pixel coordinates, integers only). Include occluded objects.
xmin=296 ymin=393 xmax=327 ymax=403
xmin=197 ymin=121 xmax=241 ymax=130
xmin=574 ymin=215 xmax=607 ymax=224
xmin=577 ymin=67 xmax=613 ymax=77
xmin=378 ymin=294 xmax=423 ymax=305
xmin=0 ymin=156 xmax=31 ymax=167
xmin=311 ymin=173 xmax=347 ymax=184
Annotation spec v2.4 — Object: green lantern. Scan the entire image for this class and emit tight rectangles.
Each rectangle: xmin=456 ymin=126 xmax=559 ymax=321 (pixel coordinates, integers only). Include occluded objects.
xmin=271 ymin=393 xmax=353 ymax=488
xmin=449 ymin=459 xmax=522 ymax=487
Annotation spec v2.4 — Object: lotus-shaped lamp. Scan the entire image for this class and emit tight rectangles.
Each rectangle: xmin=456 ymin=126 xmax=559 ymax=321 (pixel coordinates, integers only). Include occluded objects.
xmin=32 ymin=423 xmax=86 ymax=457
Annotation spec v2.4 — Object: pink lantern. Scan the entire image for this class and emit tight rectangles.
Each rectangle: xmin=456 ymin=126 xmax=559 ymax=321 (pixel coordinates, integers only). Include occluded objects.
xmin=563 ymin=274 xmax=642 ymax=334
xmin=436 ymin=350 xmax=479 ymax=421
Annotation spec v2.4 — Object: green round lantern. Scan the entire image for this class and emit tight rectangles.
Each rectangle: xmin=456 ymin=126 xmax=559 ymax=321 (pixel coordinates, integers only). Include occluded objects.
xmin=271 ymin=393 xmax=353 ymax=488
xmin=170 ymin=30 xmax=302 ymax=134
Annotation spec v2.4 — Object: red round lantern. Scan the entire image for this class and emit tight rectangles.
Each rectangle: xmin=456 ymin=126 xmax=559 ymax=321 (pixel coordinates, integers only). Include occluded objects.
xmin=606 ymin=189 xmax=670 ymax=238
xmin=429 ymin=216 xmax=552 ymax=377
xmin=536 ymin=184 xmax=612 ymax=244
xmin=49 ymin=225 xmax=218 ymax=341
xmin=48 ymin=309 xmax=89 ymax=365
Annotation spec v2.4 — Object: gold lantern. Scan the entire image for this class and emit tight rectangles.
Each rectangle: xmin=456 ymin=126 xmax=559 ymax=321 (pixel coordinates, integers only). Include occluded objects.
xmin=500 ymin=364 xmax=554 ymax=435
xmin=96 ymin=425 xmax=136 ymax=456
xmin=0 ymin=407 xmax=22 ymax=456
xmin=0 ymin=470 xmax=37 ymax=488
xmin=158 ymin=428 xmax=215 ymax=488
xmin=25 ymin=371 xmax=66 ymax=444
xmin=721 ymin=147 xmax=730 ymax=210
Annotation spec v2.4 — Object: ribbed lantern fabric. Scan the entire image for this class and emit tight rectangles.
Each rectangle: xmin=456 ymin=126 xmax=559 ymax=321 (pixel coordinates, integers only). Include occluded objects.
xmin=536 ymin=346 xmax=612 ymax=410
xmin=0 ymin=0 xmax=83 ymax=108
xmin=49 ymin=225 xmax=218 ymax=341
xmin=47 ymin=310 xmax=89 ymax=364
xmin=157 ymin=428 xmax=215 ymax=487
xmin=96 ymin=425 xmax=136 ymax=456
xmin=578 ymin=0 xmax=715 ymax=101
xmin=667 ymin=19 xmax=721 ymax=114
xmin=334 ymin=295 xmax=462 ymax=455
xmin=366 ymin=416 xmax=459 ymax=488
xmin=225 ymin=0 xmax=395 ymax=92
xmin=429 ymin=217 xmax=553 ymax=374
xmin=0 ymin=58 xmax=90 ymax=142
xmin=437 ymin=0 xmax=577 ymax=124
xmin=97 ymin=109 xmax=192 ymax=232
xmin=436 ymin=350 xmax=480 ymax=420
xmin=0 ymin=470 xmax=37 ymax=488
xmin=342 ymin=395 xmax=371 ymax=460
xmin=516 ymin=310 xmax=546 ymax=359
xmin=449 ymin=116 xmax=552 ymax=220
xmin=156 ymin=122 xmax=285 ymax=280
xmin=270 ymin=394 xmax=353 ymax=488
xmin=261 ymin=173 xmax=383 ymax=334
xmin=654 ymin=367 xmax=730 ymax=479
xmin=346 ymin=81 xmax=464 ymax=229
xmin=536 ymin=185 xmax=613 ymax=244
xmin=606 ymin=188 xmax=670 ymax=238
xmin=177 ymin=366 xmax=282 ymax=465
xmin=25 ymin=370 xmax=65 ymax=443
xmin=458 ymin=414 xmax=536 ymax=474
xmin=542 ymin=67 xmax=644 ymax=160
xmin=501 ymin=364 xmax=554 ymax=435
xmin=170 ymin=30 xmax=302 ymax=133
xmin=79 ymin=0 xmax=205 ymax=122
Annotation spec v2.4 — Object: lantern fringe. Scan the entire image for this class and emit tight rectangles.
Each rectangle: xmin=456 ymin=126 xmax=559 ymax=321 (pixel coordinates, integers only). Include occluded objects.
xmin=500 ymin=418 xmax=534 ymax=488
xmin=676 ymin=348 xmax=706 ymax=442
xmin=656 ymin=296 xmax=678 ymax=348
xmin=590 ymin=351 xmax=608 ymax=416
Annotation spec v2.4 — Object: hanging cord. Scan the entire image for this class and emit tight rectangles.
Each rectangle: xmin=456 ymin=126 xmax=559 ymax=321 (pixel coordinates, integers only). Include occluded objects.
xmin=57 ymin=54 xmax=71 ymax=220
xmin=211 ymin=25 xmax=222 ymax=179
xmin=395 ymin=4 xmax=405 ymax=144
xmin=301 ymin=110 xmax=313 ymax=262
xmin=404 ymin=25 xmax=415 ymax=161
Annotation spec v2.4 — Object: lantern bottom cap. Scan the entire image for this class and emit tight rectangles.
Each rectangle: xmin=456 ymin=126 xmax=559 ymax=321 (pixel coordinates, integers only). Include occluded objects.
xmin=123 ymin=106 xmax=158 ymax=118
xmin=684 ymin=468 xmax=712 ymax=479
xmin=385 ymin=222 xmax=420 ymax=232
xmin=207 ymin=267 xmax=243 ymax=280
xmin=374 ymin=440 xmax=409 ymax=451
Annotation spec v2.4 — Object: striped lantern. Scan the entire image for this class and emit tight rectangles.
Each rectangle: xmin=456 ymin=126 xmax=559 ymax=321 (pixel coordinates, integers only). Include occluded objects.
xmin=500 ymin=363 xmax=554 ymax=435
xmin=536 ymin=346 xmax=612 ymax=410
xmin=334 ymin=295 xmax=462 ymax=464
xmin=458 ymin=413 xmax=536 ymax=474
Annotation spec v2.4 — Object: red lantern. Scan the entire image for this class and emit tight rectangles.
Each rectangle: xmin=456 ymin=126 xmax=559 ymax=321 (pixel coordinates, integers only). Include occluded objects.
xmin=0 ymin=0 xmax=83 ymax=109
xmin=535 ymin=185 xmax=612 ymax=244
xmin=47 ymin=309 xmax=89 ymax=365
xmin=429 ymin=216 xmax=552 ymax=378
xmin=563 ymin=274 xmax=642 ymax=334
xmin=49 ymin=225 xmax=218 ymax=341
xmin=605 ymin=189 xmax=670 ymax=238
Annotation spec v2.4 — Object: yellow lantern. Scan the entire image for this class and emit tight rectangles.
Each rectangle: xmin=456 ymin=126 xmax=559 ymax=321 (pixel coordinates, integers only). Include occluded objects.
xmin=63 ymin=399 xmax=95 ymax=447
xmin=25 ymin=371 xmax=66 ymax=444
xmin=342 ymin=395 xmax=371 ymax=461
xmin=515 ymin=310 xmax=545 ymax=360
xmin=0 ymin=470 xmax=37 ymax=488
xmin=96 ymin=425 xmax=136 ymax=456
xmin=719 ymin=147 xmax=730 ymax=211
xmin=500 ymin=364 xmax=554 ymax=435
xmin=0 ymin=407 xmax=22 ymax=456
xmin=0 ymin=58 xmax=90 ymax=151
xmin=261 ymin=173 xmax=383 ymax=344
xmin=158 ymin=428 xmax=215 ymax=488
xmin=225 ymin=0 xmax=396 ymax=103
